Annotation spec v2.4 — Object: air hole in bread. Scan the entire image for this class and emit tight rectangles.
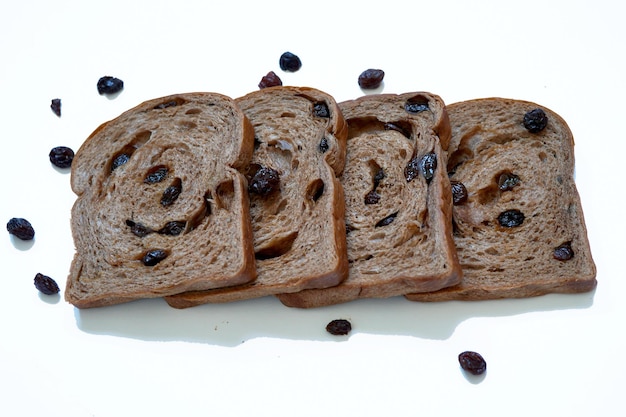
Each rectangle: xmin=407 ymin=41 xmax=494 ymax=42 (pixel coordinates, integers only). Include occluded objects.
xmin=153 ymin=97 xmax=187 ymax=109
xmin=280 ymin=112 xmax=296 ymax=118
xmin=215 ymin=179 xmax=235 ymax=210
xmin=384 ymin=121 xmax=412 ymax=139
xmin=177 ymin=120 xmax=198 ymax=130
xmin=306 ymin=179 xmax=325 ymax=202
xmin=185 ymin=108 xmax=202 ymax=115
xmin=108 ymin=130 xmax=153 ymax=173
xmin=254 ymin=231 xmax=298 ymax=260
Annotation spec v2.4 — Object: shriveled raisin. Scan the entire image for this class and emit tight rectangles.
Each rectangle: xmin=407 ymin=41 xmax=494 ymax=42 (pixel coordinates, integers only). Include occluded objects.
xmin=326 ymin=319 xmax=352 ymax=335
xmin=111 ymin=153 xmax=130 ymax=171
xmin=319 ymin=138 xmax=329 ymax=153
xmin=49 ymin=146 xmax=74 ymax=168
xmin=7 ymin=217 xmax=35 ymax=240
xmin=405 ymin=96 xmax=430 ymax=113
xmin=375 ymin=212 xmax=398 ymax=227
xmin=523 ymin=108 xmax=548 ymax=133
xmin=142 ymin=249 xmax=168 ymax=266
xmin=34 ymin=273 xmax=60 ymax=295
xmin=50 ymin=98 xmax=61 ymax=117
xmin=97 ymin=76 xmax=124 ymax=95
xmin=144 ymin=166 xmax=169 ymax=183
xmin=358 ymin=68 xmax=385 ymax=89
xmin=154 ymin=100 xmax=179 ymax=109
xmin=161 ymin=178 xmax=182 ymax=206
xmin=249 ymin=166 xmax=280 ymax=196
xmin=158 ymin=221 xmax=186 ymax=236
xmin=498 ymin=209 xmax=525 ymax=227
xmin=498 ymin=172 xmax=520 ymax=191
xmin=364 ymin=191 xmax=381 ymax=205
xmin=279 ymin=52 xmax=302 ymax=72
xmin=313 ymin=102 xmax=330 ymax=118
xmin=126 ymin=220 xmax=152 ymax=237
xmin=553 ymin=241 xmax=574 ymax=261
xmin=451 ymin=181 xmax=468 ymax=205
xmin=405 ymin=157 xmax=420 ymax=182
xmin=258 ymin=71 xmax=282 ymax=89
xmin=420 ymin=152 xmax=437 ymax=183
xmin=458 ymin=351 xmax=487 ymax=375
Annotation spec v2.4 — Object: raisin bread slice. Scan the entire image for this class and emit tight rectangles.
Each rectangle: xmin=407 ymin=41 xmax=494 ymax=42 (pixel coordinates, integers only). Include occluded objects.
xmin=406 ymin=98 xmax=597 ymax=302
xmin=165 ymin=86 xmax=349 ymax=308
xmin=66 ymin=93 xmax=256 ymax=308
xmin=276 ymin=92 xmax=462 ymax=308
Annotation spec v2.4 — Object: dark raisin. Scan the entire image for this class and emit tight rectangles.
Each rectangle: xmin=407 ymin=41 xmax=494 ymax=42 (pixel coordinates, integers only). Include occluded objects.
xmin=458 ymin=351 xmax=487 ymax=375
xmin=249 ymin=167 xmax=280 ymax=196
xmin=384 ymin=122 xmax=411 ymax=139
xmin=158 ymin=221 xmax=186 ymax=236
xmin=364 ymin=191 xmax=381 ymax=205
xmin=111 ymin=153 xmax=130 ymax=171
xmin=405 ymin=96 xmax=430 ymax=113
xmin=125 ymin=220 xmax=152 ymax=237
xmin=326 ymin=319 xmax=352 ymax=336
xmin=319 ymin=137 xmax=329 ymax=153
xmin=279 ymin=52 xmax=302 ymax=72
xmin=97 ymin=76 xmax=124 ymax=95
xmin=7 ymin=217 xmax=35 ymax=240
xmin=153 ymin=100 xmax=179 ymax=109
xmin=50 ymin=98 xmax=61 ymax=117
xmin=498 ymin=209 xmax=525 ymax=227
xmin=313 ymin=102 xmax=330 ymax=118
xmin=523 ymin=108 xmax=548 ymax=133
xmin=451 ymin=181 xmax=468 ymax=205
xmin=49 ymin=146 xmax=74 ymax=169
xmin=375 ymin=212 xmax=398 ymax=227
xmin=144 ymin=166 xmax=169 ymax=183
xmin=405 ymin=157 xmax=421 ymax=182
xmin=161 ymin=178 xmax=182 ymax=206
xmin=34 ymin=273 xmax=60 ymax=295
xmin=554 ymin=241 xmax=574 ymax=261
xmin=358 ymin=68 xmax=385 ymax=89
xmin=142 ymin=249 xmax=168 ymax=266
xmin=498 ymin=172 xmax=520 ymax=191
xmin=420 ymin=152 xmax=437 ymax=183
xmin=258 ymin=71 xmax=282 ymax=89
xmin=373 ymin=168 xmax=385 ymax=186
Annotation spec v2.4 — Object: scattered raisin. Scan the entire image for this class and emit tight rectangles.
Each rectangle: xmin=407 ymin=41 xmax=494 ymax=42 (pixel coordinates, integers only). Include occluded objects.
xmin=7 ymin=218 xmax=35 ymax=240
xmin=326 ymin=319 xmax=352 ymax=335
xmin=554 ymin=241 xmax=574 ymax=261
xmin=319 ymin=137 xmax=329 ymax=153
xmin=405 ymin=96 xmax=430 ymax=113
xmin=49 ymin=146 xmax=74 ymax=169
xmin=313 ymin=102 xmax=330 ymax=118
xmin=451 ymin=181 xmax=468 ymax=205
xmin=154 ymin=100 xmax=179 ymax=109
xmin=34 ymin=273 xmax=60 ymax=295
xmin=375 ymin=212 xmax=398 ymax=227
xmin=249 ymin=166 xmax=280 ymax=196
xmin=498 ymin=209 xmax=525 ymax=227
xmin=50 ymin=98 xmax=61 ymax=117
xmin=97 ymin=76 xmax=124 ymax=95
xmin=161 ymin=178 xmax=182 ymax=206
xmin=158 ymin=221 xmax=186 ymax=236
xmin=279 ymin=52 xmax=302 ymax=72
xmin=126 ymin=220 xmax=152 ymax=237
xmin=405 ymin=157 xmax=421 ymax=182
xmin=523 ymin=108 xmax=548 ymax=133
xmin=258 ymin=71 xmax=282 ymax=89
xmin=111 ymin=153 xmax=130 ymax=171
xmin=458 ymin=351 xmax=487 ymax=375
xmin=364 ymin=191 xmax=381 ymax=205
xmin=358 ymin=68 xmax=385 ymax=89
xmin=144 ymin=166 xmax=169 ymax=183
xmin=142 ymin=249 xmax=168 ymax=266
xmin=420 ymin=152 xmax=437 ymax=183
xmin=498 ymin=172 xmax=520 ymax=191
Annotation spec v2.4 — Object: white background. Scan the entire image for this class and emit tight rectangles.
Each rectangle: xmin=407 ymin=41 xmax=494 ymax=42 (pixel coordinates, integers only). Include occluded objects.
xmin=1 ymin=1 xmax=623 ymax=416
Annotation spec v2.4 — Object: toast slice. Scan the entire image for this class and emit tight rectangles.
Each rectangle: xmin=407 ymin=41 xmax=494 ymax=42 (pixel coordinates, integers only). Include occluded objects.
xmin=276 ymin=92 xmax=462 ymax=308
xmin=165 ymin=86 xmax=349 ymax=308
xmin=406 ymin=98 xmax=597 ymax=302
xmin=65 ymin=93 xmax=256 ymax=308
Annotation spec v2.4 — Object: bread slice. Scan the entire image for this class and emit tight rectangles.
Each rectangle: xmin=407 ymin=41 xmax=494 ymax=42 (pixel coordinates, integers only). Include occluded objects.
xmin=164 ymin=86 xmax=349 ymax=308
xmin=65 ymin=92 xmax=256 ymax=308
xmin=276 ymin=92 xmax=463 ymax=308
xmin=406 ymin=97 xmax=597 ymax=302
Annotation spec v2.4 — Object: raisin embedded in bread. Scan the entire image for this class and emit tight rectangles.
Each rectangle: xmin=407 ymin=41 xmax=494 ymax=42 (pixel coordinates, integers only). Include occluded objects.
xmin=165 ymin=86 xmax=349 ymax=308
xmin=406 ymin=98 xmax=596 ymax=302
xmin=276 ymin=92 xmax=462 ymax=308
xmin=65 ymin=93 xmax=256 ymax=308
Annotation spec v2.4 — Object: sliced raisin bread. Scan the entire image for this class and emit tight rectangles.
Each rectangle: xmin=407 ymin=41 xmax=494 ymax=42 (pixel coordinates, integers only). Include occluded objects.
xmin=165 ymin=86 xmax=349 ymax=308
xmin=406 ymin=98 xmax=597 ymax=302
xmin=66 ymin=93 xmax=256 ymax=308
xmin=276 ymin=92 xmax=462 ymax=308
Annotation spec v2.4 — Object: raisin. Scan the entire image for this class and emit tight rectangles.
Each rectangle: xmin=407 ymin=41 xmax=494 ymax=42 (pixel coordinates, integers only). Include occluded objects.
xmin=313 ymin=102 xmax=330 ymax=118
xmin=50 ymin=98 xmax=61 ymax=117
xmin=364 ymin=191 xmax=381 ymax=205
xmin=375 ymin=212 xmax=398 ymax=227
xmin=158 ymin=221 xmax=186 ymax=236
xmin=7 ymin=217 xmax=35 ymax=240
xmin=498 ymin=172 xmax=520 ymax=191
xmin=249 ymin=166 xmax=280 ymax=196
xmin=258 ymin=71 xmax=282 ymax=89
xmin=125 ymin=220 xmax=152 ymax=237
xmin=523 ymin=108 xmax=548 ymax=133
xmin=405 ymin=157 xmax=421 ymax=182
xmin=97 ymin=76 xmax=124 ymax=95
xmin=358 ymin=68 xmax=385 ymax=89
xmin=326 ymin=319 xmax=352 ymax=335
xmin=553 ymin=241 xmax=574 ymax=261
xmin=458 ymin=351 xmax=487 ymax=375
xmin=49 ymin=146 xmax=74 ymax=169
xmin=405 ymin=96 xmax=430 ymax=113
xmin=34 ymin=273 xmax=60 ymax=295
xmin=451 ymin=181 xmax=468 ymax=205
xmin=142 ymin=249 xmax=168 ymax=266
xmin=498 ymin=209 xmax=525 ymax=227
xmin=144 ymin=166 xmax=169 ymax=183
xmin=154 ymin=100 xmax=179 ymax=109
xmin=420 ymin=152 xmax=437 ymax=183
xmin=279 ymin=52 xmax=302 ymax=72
xmin=319 ymin=137 xmax=329 ymax=153
xmin=111 ymin=153 xmax=130 ymax=171
xmin=161 ymin=178 xmax=182 ymax=206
